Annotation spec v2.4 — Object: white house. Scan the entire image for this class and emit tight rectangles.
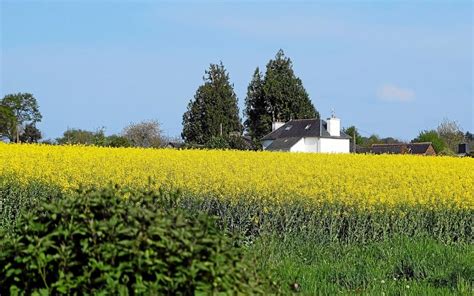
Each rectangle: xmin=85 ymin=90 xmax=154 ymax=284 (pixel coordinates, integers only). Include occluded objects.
xmin=261 ymin=116 xmax=351 ymax=153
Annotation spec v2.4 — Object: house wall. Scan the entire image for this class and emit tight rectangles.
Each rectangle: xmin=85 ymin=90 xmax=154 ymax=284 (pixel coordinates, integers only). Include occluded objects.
xmin=289 ymin=138 xmax=306 ymax=152
xmin=319 ymin=138 xmax=350 ymax=153
xmin=264 ymin=137 xmax=350 ymax=153
xmin=303 ymin=137 xmax=319 ymax=152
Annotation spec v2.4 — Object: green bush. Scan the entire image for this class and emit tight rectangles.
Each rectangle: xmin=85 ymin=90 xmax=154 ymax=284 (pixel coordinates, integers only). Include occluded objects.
xmin=205 ymin=136 xmax=230 ymax=149
xmin=0 ymin=186 xmax=264 ymax=295
xmin=105 ymin=135 xmax=132 ymax=148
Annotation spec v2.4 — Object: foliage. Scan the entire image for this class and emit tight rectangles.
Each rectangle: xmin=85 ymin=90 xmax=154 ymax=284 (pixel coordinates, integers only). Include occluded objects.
xmin=359 ymin=134 xmax=404 ymax=148
xmin=56 ymin=128 xmax=106 ymax=146
xmin=465 ymin=131 xmax=473 ymax=142
xmin=0 ymin=93 xmax=42 ymax=142
xmin=412 ymin=129 xmax=445 ymax=153
xmin=360 ymin=134 xmax=380 ymax=147
xmin=0 ymin=186 xmax=265 ymax=294
xmin=56 ymin=130 xmax=134 ymax=148
xmin=244 ymin=67 xmax=271 ymax=140
xmin=204 ymin=135 xmax=254 ymax=150
xmin=105 ymin=134 xmax=131 ymax=148
xmin=244 ymin=50 xmax=319 ymax=140
xmin=342 ymin=126 xmax=363 ymax=145
xmin=437 ymin=118 xmax=464 ymax=153
xmin=227 ymin=134 xmax=255 ymax=150
xmin=122 ymin=120 xmax=162 ymax=148
xmin=263 ymin=50 xmax=318 ymax=123
xmin=0 ymin=105 xmax=17 ymax=141
xmin=438 ymin=147 xmax=457 ymax=156
xmin=19 ymin=123 xmax=42 ymax=143
xmin=205 ymin=136 xmax=230 ymax=149
xmin=182 ymin=62 xmax=242 ymax=144
xmin=246 ymin=235 xmax=473 ymax=294
xmin=379 ymin=137 xmax=402 ymax=144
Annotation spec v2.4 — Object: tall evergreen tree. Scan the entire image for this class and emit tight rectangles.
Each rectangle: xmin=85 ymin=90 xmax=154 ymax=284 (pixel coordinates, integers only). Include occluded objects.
xmin=182 ymin=63 xmax=242 ymax=144
xmin=244 ymin=50 xmax=319 ymax=140
xmin=244 ymin=67 xmax=270 ymax=140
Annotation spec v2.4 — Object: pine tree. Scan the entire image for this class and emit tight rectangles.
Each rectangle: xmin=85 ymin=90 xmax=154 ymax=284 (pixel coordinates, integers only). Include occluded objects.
xmin=244 ymin=67 xmax=271 ymax=140
xmin=182 ymin=63 xmax=242 ymax=144
xmin=244 ymin=50 xmax=319 ymax=140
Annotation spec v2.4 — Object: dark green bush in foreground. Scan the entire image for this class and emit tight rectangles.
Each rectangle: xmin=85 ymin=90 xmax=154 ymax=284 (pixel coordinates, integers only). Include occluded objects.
xmin=0 ymin=187 xmax=264 ymax=295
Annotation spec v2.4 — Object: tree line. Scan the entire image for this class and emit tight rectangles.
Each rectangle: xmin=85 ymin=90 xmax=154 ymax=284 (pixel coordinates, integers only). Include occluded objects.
xmin=343 ymin=119 xmax=470 ymax=155
xmin=1 ymin=49 xmax=471 ymax=153
xmin=0 ymin=93 xmax=168 ymax=148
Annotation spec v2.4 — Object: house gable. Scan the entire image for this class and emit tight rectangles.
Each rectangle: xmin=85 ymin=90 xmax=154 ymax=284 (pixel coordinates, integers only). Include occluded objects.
xmin=261 ymin=118 xmax=351 ymax=153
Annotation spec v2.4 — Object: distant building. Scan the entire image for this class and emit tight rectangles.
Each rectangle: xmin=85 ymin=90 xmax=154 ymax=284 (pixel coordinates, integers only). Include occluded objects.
xmin=351 ymin=145 xmax=371 ymax=154
xmin=458 ymin=142 xmax=472 ymax=156
xmin=371 ymin=142 xmax=436 ymax=156
xmin=261 ymin=115 xmax=351 ymax=153
xmin=165 ymin=142 xmax=185 ymax=149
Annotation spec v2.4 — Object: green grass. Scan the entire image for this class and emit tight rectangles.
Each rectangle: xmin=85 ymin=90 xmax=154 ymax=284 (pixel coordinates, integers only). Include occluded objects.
xmin=245 ymin=235 xmax=473 ymax=295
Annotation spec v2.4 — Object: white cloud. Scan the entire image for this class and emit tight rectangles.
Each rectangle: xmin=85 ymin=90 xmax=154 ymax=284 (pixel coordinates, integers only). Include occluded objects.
xmin=377 ymin=84 xmax=415 ymax=102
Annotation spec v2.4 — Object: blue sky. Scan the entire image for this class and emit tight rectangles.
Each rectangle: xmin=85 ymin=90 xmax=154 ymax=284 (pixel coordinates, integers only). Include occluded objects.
xmin=1 ymin=0 xmax=472 ymax=141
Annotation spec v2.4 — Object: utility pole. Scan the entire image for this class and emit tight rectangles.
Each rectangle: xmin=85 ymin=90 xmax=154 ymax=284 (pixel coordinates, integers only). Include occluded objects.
xmin=353 ymin=131 xmax=356 ymax=153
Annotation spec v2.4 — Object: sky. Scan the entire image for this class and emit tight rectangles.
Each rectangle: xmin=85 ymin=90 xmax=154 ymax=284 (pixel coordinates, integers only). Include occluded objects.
xmin=1 ymin=0 xmax=472 ymax=141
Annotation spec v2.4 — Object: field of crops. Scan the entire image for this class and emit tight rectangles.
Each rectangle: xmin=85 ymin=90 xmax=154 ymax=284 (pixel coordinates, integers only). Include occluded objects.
xmin=1 ymin=143 xmax=473 ymax=293
xmin=1 ymin=143 xmax=473 ymax=244
xmin=1 ymin=143 xmax=473 ymax=210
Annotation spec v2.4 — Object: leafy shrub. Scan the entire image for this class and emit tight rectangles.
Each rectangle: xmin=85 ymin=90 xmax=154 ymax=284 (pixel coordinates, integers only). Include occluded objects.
xmin=105 ymin=135 xmax=131 ymax=148
xmin=438 ymin=147 xmax=456 ymax=156
xmin=0 ymin=186 xmax=264 ymax=295
xmin=205 ymin=136 xmax=230 ymax=149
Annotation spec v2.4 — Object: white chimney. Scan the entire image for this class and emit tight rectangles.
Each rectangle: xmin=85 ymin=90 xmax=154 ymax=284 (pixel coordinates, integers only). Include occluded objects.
xmin=272 ymin=121 xmax=285 ymax=131
xmin=327 ymin=116 xmax=341 ymax=137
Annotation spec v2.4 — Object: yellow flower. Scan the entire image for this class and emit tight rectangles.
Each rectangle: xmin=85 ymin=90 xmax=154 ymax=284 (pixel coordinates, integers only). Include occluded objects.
xmin=0 ymin=143 xmax=473 ymax=211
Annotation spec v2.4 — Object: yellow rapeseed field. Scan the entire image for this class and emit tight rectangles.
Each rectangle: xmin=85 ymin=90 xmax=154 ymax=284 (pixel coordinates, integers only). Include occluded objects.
xmin=1 ymin=143 xmax=473 ymax=210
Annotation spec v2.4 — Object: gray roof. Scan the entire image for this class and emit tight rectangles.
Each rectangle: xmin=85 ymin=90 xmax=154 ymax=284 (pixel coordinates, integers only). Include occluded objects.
xmin=265 ymin=137 xmax=301 ymax=151
xmin=261 ymin=118 xmax=351 ymax=141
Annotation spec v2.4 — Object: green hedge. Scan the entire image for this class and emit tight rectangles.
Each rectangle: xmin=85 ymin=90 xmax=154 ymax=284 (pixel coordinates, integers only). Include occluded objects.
xmin=0 ymin=186 xmax=264 ymax=295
